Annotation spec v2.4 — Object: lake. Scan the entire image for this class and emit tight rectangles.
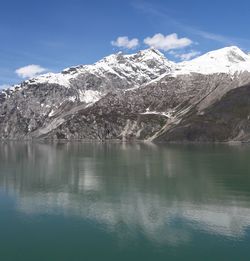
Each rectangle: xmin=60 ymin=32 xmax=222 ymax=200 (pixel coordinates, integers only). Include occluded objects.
xmin=0 ymin=142 xmax=250 ymax=261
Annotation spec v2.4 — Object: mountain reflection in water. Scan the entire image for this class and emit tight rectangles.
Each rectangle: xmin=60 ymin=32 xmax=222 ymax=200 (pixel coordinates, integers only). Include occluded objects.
xmin=0 ymin=142 xmax=250 ymax=247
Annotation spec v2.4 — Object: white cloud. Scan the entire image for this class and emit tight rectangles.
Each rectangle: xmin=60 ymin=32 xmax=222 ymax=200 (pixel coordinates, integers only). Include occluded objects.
xmin=111 ymin=36 xmax=139 ymax=49
xmin=144 ymin=33 xmax=192 ymax=51
xmin=169 ymin=50 xmax=201 ymax=61
xmin=15 ymin=65 xmax=47 ymax=79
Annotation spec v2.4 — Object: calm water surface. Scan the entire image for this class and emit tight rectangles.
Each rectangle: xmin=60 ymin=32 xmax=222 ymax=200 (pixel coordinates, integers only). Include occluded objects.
xmin=0 ymin=142 xmax=250 ymax=261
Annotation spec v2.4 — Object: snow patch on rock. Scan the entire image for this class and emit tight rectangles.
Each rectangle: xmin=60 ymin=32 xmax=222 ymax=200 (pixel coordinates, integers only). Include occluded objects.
xmin=79 ymin=90 xmax=102 ymax=104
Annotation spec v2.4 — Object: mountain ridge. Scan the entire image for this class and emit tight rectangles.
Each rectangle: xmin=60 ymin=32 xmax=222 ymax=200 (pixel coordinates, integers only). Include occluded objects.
xmin=1 ymin=46 xmax=250 ymax=142
xmin=3 ymin=46 xmax=250 ymax=93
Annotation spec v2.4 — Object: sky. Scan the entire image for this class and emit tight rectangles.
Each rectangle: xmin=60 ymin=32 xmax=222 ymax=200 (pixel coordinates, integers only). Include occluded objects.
xmin=1 ymin=0 xmax=250 ymax=87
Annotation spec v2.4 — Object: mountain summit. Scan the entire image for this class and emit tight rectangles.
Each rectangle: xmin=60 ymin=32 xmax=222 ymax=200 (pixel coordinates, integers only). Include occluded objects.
xmin=177 ymin=46 xmax=250 ymax=75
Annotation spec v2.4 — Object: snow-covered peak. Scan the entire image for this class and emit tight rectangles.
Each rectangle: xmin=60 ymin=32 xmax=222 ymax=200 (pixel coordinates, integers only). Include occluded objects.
xmin=176 ymin=46 xmax=250 ymax=75
xmin=191 ymin=46 xmax=249 ymax=63
xmin=69 ymin=48 xmax=176 ymax=90
xmin=95 ymin=48 xmax=171 ymax=67
xmin=130 ymin=48 xmax=166 ymax=60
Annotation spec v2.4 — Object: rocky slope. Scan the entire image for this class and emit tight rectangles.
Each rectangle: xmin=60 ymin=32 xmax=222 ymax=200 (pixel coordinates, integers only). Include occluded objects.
xmin=1 ymin=46 xmax=250 ymax=142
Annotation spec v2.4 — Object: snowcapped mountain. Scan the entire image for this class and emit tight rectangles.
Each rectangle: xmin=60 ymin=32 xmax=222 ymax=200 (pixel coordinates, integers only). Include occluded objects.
xmin=14 ymin=46 xmax=250 ymax=90
xmin=1 ymin=46 xmax=250 ymax=142
xmin=176 ymin=46 xmax=250 ymax=75
xmin=20 ymin=48 xmax=174 ymax=89
xmin=3 ymin=46 xmax=250 ymax=97
xmin=1 ymin=48 xmax=173 ymax=107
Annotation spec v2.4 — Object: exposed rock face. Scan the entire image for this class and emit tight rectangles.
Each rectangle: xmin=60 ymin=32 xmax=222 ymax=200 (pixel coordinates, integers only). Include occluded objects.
xmin=1 ymin=46 xmax=250 ymax=142
xmin=154 ymin=83 xmax=250 ymax=142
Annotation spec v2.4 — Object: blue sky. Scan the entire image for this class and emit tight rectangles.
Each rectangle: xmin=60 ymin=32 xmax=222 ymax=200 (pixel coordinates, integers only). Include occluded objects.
xmin=1 ymin=0 xmax=250 ymax=87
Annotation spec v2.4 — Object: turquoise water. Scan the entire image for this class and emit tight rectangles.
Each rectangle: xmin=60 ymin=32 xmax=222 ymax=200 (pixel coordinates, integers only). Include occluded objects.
xmin=0 ymin=142 xmax=250 ymax=260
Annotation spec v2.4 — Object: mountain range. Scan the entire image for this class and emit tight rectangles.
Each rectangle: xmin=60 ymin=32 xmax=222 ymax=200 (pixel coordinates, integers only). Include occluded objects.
xmin=1 ymin=46 xmax=250 ymax=142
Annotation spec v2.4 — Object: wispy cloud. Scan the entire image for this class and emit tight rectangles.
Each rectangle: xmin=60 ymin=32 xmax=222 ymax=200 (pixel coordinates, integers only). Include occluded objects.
xmin=15 ymin=65 xmax=47 ymax=79
xmin=111 ymin=36 xmax=139 ymax=49
xmin=132 ymin=1 xmax=250 ymax=47
xmin=179 ymin=25 xmax=234 ymax=45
